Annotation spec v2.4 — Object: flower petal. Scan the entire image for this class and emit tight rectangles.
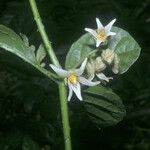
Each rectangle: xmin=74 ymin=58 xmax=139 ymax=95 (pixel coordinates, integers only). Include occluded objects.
xmin=75 ymin=58 xmax=87 ymax=75
xmin=96 ymin=18 xmax=103 ymax=29
xmin=79 ymin=76 xmax=100 ymax=86
xmin=105 ymin=19 xmax=116 ymax=33
xmin=96 ymin=40 xmax=102 ymax=47
xmin=96 ymin=73 xmax=113 ymax=82
xmin=70 ymin=82 xmax=83 ymax=101
xmin=50 ymin=64 xmax=69 ymax=77
xmin=84 ymin=28 xmax=97 ymax=38
xmin=107 ymin=32 xmax=116 ymax=36
xmin=88 ymin=74 xmax=95 ymax=81
xmin=68 ymin=82 xmax=73 ymax=101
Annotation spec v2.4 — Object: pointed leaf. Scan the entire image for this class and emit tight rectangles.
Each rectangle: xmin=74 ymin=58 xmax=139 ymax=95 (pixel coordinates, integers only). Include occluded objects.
xmin=36 ymin=44 xmax=46 ymax=63
xmin=20 ymin=33 xmax=29 ymax=47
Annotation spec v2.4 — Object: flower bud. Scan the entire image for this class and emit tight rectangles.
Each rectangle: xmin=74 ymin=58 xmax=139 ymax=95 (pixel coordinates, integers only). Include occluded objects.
xmin=95 ymin=56 xmax=106 ymax=72
xmin=101 ymin=49 xmax=115 ymax=64
xmin=86 ymin=61 xmax=95 ymax=79
xmin=112 ymin=54 xmax=120 ymax=74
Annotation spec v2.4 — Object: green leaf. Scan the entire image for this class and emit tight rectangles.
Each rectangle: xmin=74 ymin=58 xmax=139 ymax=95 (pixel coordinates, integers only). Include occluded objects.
xmin=65 ymin=33 xmax=95 ymax=69
xmin=108 ymin=27 xmax=141 ymax=74
xmin=83 ymin=86 xmax=126 ymax=127
xmin=36 ymin=44 xmax=46 ymax=64
xmin=20 ymin=33 xmax=30 ymax=47
xmin=0 ymin=25 xmax=36 ymax=63
xmin=0 ymin=25 xmax=54 ymax=80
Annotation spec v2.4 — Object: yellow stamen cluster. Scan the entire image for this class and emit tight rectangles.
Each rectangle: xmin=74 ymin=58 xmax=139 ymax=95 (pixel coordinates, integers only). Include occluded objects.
xmin=97 ymin=30 xmax=107 ymax=42
xmin=68 ymin=74 xmax=78 ymax=85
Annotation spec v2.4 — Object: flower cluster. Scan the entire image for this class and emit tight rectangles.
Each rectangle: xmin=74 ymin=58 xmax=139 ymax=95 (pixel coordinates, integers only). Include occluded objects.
xmin=85 ymin=18 xmax=120 ymax=82
xmin=87 ymin=49 xmax=120 ymax=81
xmin=50 ymin=18 xmax=120 ymax=101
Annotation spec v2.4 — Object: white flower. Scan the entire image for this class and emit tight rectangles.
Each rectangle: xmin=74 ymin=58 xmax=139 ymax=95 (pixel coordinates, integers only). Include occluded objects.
xmin=50 ymin=58 xmax=100 ymax=101
xmin=85 ymin=18 xmax=116 ymax=47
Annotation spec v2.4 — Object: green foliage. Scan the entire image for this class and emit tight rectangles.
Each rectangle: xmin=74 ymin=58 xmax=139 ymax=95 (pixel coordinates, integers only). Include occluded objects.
xmin=0 ymin=0 xmax=149 ymax=150
xmin=65 ymin=33 xmax=95 ymax=69
xmin=0 ymin=25 xmax=36 ymax=64
xmin=0 ymin=25 xmax=54 ymax=80
xmin=83 ymin=86 xmax=126 ymax=126
xmin=65 ymin=25 xmax=139 ymax=129
xmin=65 ymin=26 xmax=141 ymax=74
xmin=36 ymin=44 xmax=46 ymax=67
xmin=109 ymin=27 xmax=141 ymax=74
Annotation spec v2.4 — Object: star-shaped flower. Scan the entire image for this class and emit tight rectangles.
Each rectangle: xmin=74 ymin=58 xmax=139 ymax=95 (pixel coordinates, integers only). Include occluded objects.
xmin=85 ymin=18 xmax=116 ymax=47
xmin=50 ymin=58 xmax=100 ymax=101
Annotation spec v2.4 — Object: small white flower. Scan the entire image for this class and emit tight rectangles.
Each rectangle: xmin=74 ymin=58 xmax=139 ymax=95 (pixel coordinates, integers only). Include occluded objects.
xmin=85 ymin=18 xmax=116 ymax=47
xmin=50 ymin=58 xmax=100 ymax=101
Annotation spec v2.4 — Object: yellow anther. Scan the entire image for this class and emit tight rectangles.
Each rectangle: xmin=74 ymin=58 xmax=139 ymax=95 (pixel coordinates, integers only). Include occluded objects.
xmin=97 ymin=30 xmax=107 ymax=42
xmin=68 ymin=74 xmax=78 ymax=85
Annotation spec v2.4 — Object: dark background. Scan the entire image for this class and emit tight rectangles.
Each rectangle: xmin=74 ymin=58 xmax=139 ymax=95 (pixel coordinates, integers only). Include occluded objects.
xmin=0 ymin=0 xmax=150 ymax=150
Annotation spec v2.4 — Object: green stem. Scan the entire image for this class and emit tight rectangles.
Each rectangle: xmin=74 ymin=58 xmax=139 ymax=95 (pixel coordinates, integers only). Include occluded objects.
xmin=29 ymin=1 xmax=72 ymax=150
xmin=35 ymin=65 xmax=60 ymax=82
xmin=59 ymin=82 xmax=72 ymax=150
xmin=29 ymin=0 xmax=60 ymax=67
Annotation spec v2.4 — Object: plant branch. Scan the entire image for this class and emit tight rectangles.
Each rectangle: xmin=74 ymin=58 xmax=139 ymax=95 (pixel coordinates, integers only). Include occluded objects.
xmin=29 ymin=1 xmax=72 ymax=150
xmin=29 ymin=0 xmax=60 ymax=67
xmin=35 ymin=65 xmax=60 ymax=82
xmin=59 ymin=82 xmax=72 ymax=150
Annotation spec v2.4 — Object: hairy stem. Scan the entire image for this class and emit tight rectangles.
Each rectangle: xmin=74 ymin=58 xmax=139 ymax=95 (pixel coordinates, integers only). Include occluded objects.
xmin=29 ymin=1 xmax=72 ymax=150
xmin=29 ymin=0 xmax=60 ymax=67
xmin=59 ymin=82 xmax=72 ymax=150
xmin=35 ymin=65 xmax=60 ymax=82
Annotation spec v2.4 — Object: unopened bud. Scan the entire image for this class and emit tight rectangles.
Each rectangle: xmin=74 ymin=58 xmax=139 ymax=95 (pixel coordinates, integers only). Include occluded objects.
xmin=86 ymin=61 xmax=95 ymax=79
xmin=95 ymin=56 xmax=106 ymax=72
xmin=112 ymin=54 xmax=120 ymax=74
xmin=101 ymin=49 xmax=115 ymax=64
